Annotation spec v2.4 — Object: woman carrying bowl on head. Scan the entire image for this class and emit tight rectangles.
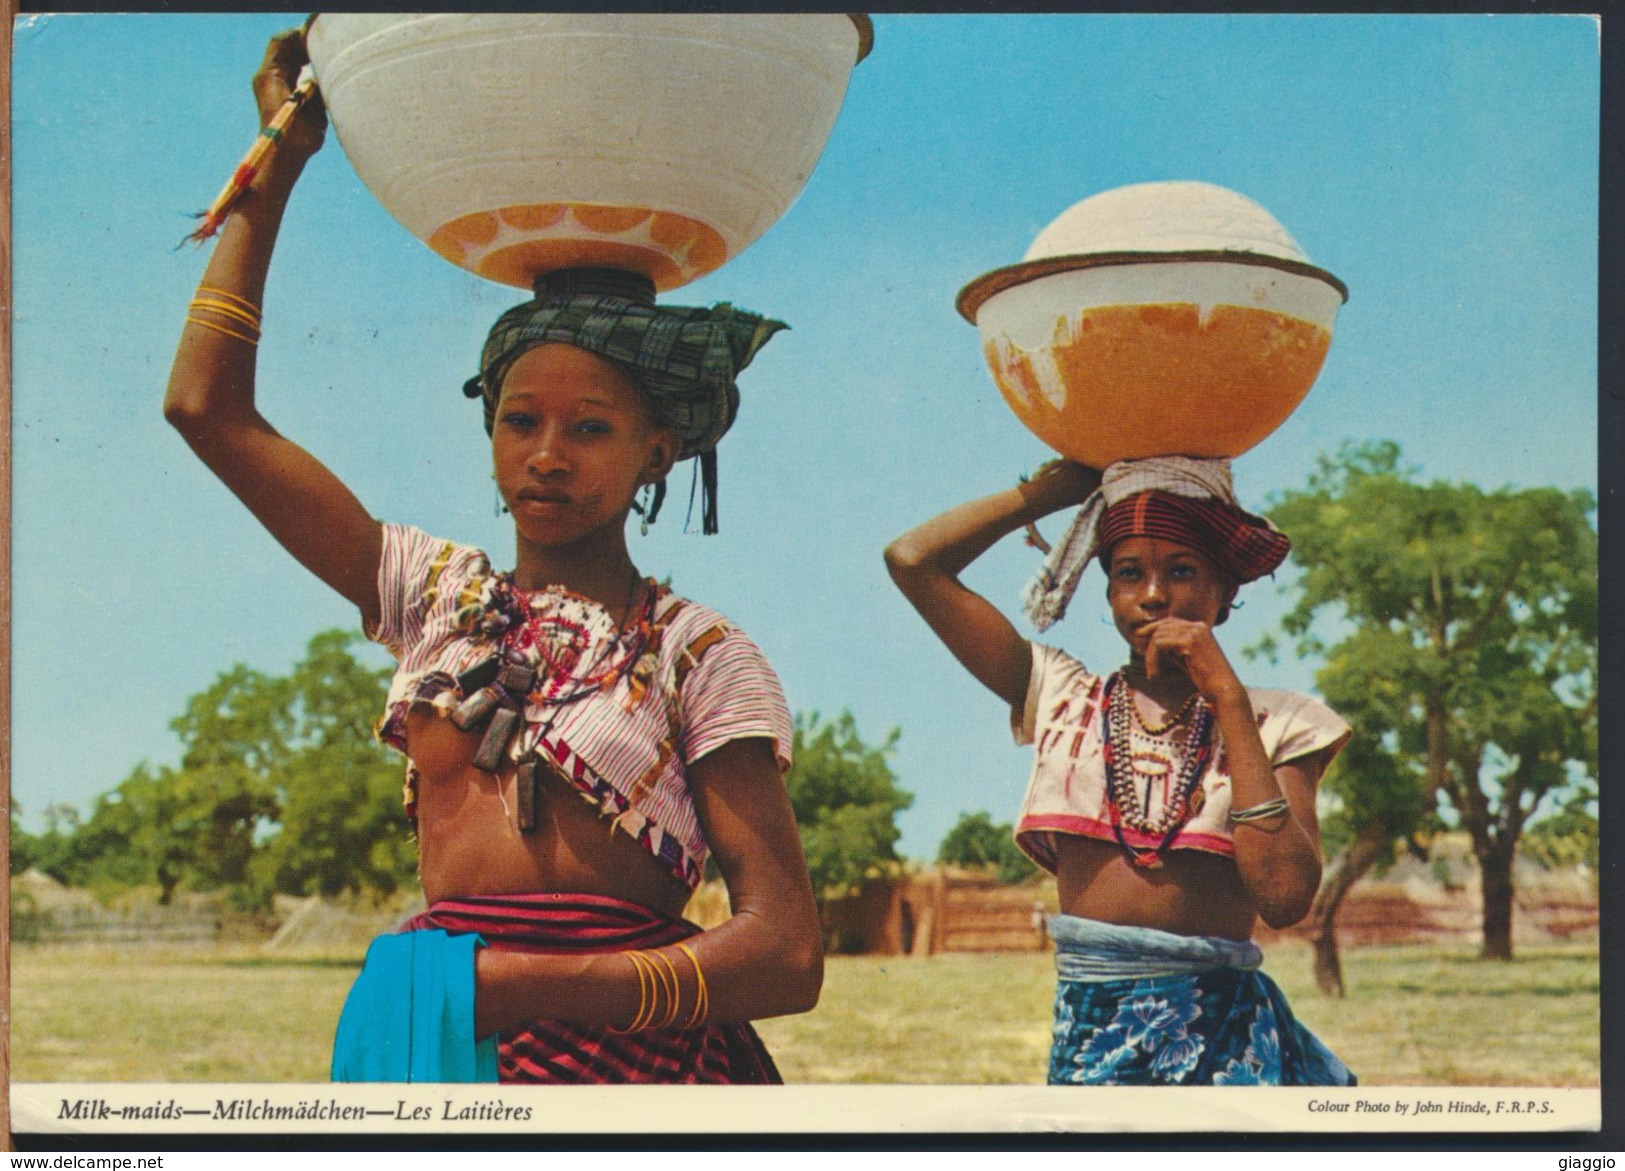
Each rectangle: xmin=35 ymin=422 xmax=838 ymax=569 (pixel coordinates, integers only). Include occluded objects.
xmin=886 ymin=455 xmax=1354 ymax=1085
xmin=167 ymin=29 xmax=821 ymax=1084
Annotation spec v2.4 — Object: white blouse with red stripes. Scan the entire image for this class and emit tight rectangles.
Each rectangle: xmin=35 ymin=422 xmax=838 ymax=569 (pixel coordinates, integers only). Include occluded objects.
xmin=368 ymin=523 xmax=793 ymax=890
xmin=1011 ymin=643 xmax=1350 ymax=873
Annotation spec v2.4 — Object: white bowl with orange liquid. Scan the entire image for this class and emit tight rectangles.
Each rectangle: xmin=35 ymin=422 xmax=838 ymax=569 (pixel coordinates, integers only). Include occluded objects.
xmin=306 ymin=14 xmax=872 ymax=292
xmin=957 ymin=182 xmax=1347 ymax=467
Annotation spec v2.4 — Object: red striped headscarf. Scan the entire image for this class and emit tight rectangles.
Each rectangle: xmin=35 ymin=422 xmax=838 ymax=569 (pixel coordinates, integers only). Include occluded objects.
xmin=1023 ymin=456 xmax=1290 ymax=630
xmin=1097 ymin=490 xmax=1290 ymax=583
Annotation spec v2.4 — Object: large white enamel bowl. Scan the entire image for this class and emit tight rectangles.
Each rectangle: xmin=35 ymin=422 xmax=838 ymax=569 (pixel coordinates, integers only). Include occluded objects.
xmin=307 ymin=14 xmax=871 ymax=291
xmin=957 ymin=181 xmax=1347 ymax=467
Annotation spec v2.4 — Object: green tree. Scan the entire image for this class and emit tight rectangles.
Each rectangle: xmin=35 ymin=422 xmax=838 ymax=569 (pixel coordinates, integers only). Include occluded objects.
xmin=12 ymin=802 xmax=100 ymax=886
xmin=9 ymin=801 xmax=40 ymax=876
xmin=104 ymin=660 xmax=290 ymax=902
xmin=53 ymin=630 xmax=416 ymax=906
xmin=784 ymin=711 xmax=912 ymax=900
xmin=70 ymin=767 xmax=202 ymax=900
xmin=1260 ymin=441 xmax=1595 ymax=986
xmin=1520 ymin=795 xmax=1599 ymax=872
xmin=937 ymin=810 xmax=1038 ymax=885
xmin=247 ymin=630 xmax=417 ymax=901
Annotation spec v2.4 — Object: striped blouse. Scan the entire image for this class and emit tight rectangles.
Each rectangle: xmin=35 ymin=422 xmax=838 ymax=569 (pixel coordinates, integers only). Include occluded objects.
xmin=369 ymin=523 xmax=793 ymax=889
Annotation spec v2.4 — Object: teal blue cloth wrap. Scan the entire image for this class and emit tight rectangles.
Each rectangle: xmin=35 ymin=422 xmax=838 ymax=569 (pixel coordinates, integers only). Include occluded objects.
xmin=331 ymin=929 xmax=499 ymax=1083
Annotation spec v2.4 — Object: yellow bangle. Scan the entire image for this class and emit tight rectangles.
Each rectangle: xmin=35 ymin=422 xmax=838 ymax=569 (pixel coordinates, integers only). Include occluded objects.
xmin=631 ymin=951 xmax=659 ymax=1032
xmin=647 ymin=949 xmax=682 ymax=1030
xmin=190 ymin=296 xmax=262 ymax=331
xmin=197 ymin=285 xmax=262 ymax=314
xmin=608 ymin=944 xmax=708 ymax=1034
xmin=185 ymin=315 xmax=259 ymax=347
xmin=677 ymin=942 xmax=708 ymax=1028
xmin=607 ymin=950 xmax=651 ymax=1034
xmin=640 ymin=949 xmax=669 ymax=1030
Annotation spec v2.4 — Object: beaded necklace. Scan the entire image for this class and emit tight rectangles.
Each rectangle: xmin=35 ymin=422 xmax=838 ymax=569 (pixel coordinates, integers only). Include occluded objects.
xmin=503 ymin=575 xmax=659 ymax=699
xmin=1129 ymin=687 xmax=1200 ymax=737
xmin=1100 ymin=672 xmax=1217 ymax=868
xmin=449 ymin=571 xmax=659 ymax=831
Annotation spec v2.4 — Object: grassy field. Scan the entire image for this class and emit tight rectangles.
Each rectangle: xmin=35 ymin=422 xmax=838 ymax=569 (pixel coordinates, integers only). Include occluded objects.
xmin=756 ymin=943 xmax=1601 ymax=1085
xmin=8 ymin=941 xmax=1599 ymax=1085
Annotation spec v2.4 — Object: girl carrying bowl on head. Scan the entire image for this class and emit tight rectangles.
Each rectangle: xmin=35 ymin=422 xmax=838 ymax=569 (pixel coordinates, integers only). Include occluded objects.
xmin=166 ymin=29 xmax=821 ymax=1085
xmin=886 ymin=455 xmax=1355 ymax=1085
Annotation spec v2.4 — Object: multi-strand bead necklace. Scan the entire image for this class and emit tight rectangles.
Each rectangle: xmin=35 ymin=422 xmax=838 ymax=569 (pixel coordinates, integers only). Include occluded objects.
xmin=1100 ymin=672 xmax=1218 ymax=868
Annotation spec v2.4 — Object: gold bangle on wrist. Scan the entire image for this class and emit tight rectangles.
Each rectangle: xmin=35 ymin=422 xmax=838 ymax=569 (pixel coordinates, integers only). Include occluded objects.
xmin=677 ymin=942 xmax=709 ymax=1028
xmin=648 ymin=949 xmax=682 ymax=1030
xmin=609 ymin=944 xmax=711 ymax=1034
xmin=608 ymin=950 xmax=653 ymax=1034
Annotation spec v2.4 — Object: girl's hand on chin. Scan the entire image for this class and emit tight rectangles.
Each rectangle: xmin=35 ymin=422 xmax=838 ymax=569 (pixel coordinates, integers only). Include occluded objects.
xmin=1140 ymin=618 xmax=1244 ymax=705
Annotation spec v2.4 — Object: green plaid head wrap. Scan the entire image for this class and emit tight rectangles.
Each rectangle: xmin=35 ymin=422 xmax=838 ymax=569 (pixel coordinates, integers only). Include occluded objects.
xmin=465 ymin=269 xmax=787 ymax=533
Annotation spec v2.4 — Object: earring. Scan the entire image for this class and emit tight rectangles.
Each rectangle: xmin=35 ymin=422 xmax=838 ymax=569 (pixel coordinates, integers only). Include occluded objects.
xmin=638 ymin=484 xmax=654 ymax=536
xmin=494 ymin=477 xmax=509 ymax=517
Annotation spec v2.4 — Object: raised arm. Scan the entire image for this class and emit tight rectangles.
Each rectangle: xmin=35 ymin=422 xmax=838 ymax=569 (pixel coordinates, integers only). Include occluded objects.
xmin=885 ymin=460 xmax=1101 ymax=709
xmin=473 ymin=737 xmax=822 ymax=1035
xmin=164 ymin=30 xmax=383 ymax=629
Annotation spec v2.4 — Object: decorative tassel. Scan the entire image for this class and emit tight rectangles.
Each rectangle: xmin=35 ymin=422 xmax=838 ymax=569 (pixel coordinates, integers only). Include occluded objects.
xmin=181 ymin=67 xmax=319 ymax=247
xmin=680 ymin=453 xmax=720 ymax=534
xmin=700 ymin=449 xmax=719 ymax=535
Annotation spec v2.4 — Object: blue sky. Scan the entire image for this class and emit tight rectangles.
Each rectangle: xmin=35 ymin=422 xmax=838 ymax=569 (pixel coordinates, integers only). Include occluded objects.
xmin=10 ymin=13 xmax=1599 ymax=859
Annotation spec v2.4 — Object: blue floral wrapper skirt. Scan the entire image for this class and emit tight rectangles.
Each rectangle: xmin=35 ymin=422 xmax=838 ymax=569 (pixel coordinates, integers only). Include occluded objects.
xmin=1047 ymin=914 xmax=1355 ymax=1086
